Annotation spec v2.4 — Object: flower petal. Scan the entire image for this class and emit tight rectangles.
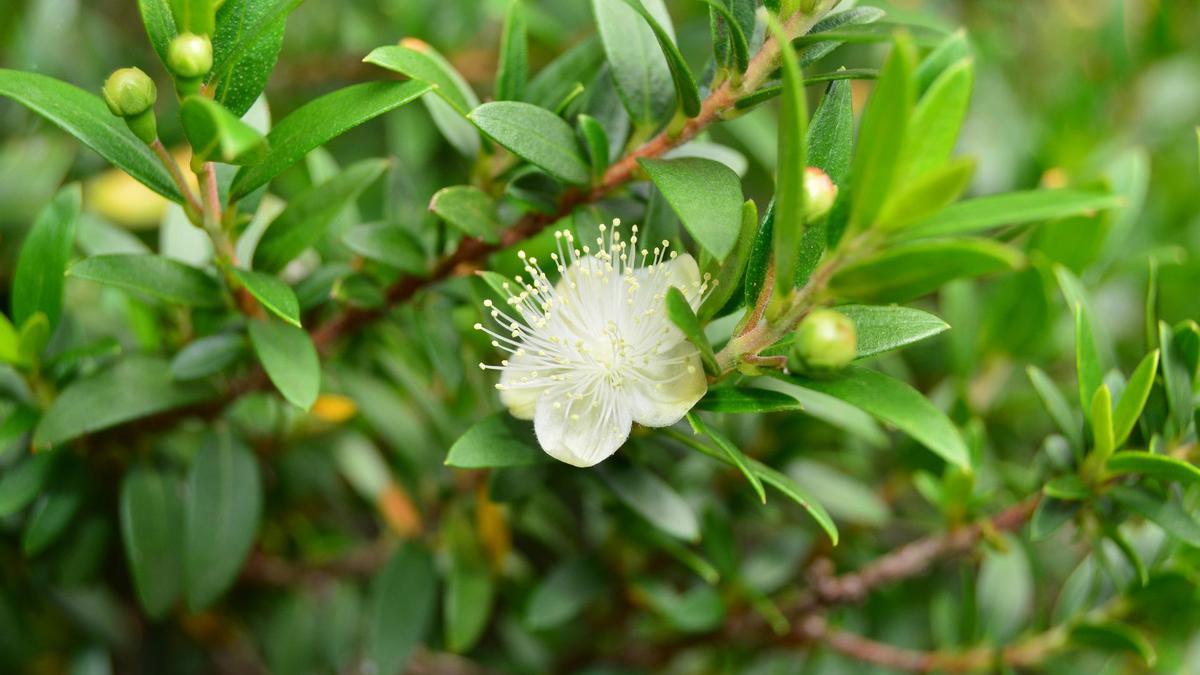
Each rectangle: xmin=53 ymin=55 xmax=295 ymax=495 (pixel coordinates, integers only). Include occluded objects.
xmin=534 ymin=391 xmax=632 ymax=467
xmin=627 ymin=341 xmax=708 ymax=427
xmin=498 ymin=349 xmax=546 ymax=420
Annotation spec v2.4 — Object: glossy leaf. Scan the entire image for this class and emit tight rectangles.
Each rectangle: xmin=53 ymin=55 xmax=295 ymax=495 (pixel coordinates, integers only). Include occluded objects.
xmin=702 ymin=0 xmax=750 ymax=73
xmin=469 ymin=102 xmax=590 ymax=185
xmin=12 ymin=184 xmax=80 ymax=330
xmin=796 ymin=7 xmax=886 ymax=66
xmin=429 ymin=186 xmax=502 ymax=243
xmin=620 ymin=0 xmax=700 ymax=117
xmin=840 ymin=304 xmax=950 ymax=358
xmin=1090 ymin=385 xmax=1114 ymax=464
xmin=138 ymin=0 xmax=176 ymax=65
xmin=183 ymin=433 xmax=263 ymax=611
xmin=1113 ymin=350 xmax=1159 ymax=447
xmin=770 ymin=15 xmax=808 ymax=292
xmin=665 ymin=287 xmax=717 ymax=372
xmin=170 ymin=333 xmax=247 ymax=381
xmin=597 ymin=462 xmax=699 ymax=541
xmin=687 ymin=412 xmax=765 ymax=502
xmin=230 ymin=81 xmax=430 ymax=198
xmin=592 ymin=0 xmax=675 ymax=126
xmin=1106 ymin=451 xmax=1200 ymax=487
xmin=179 ymin=96 xmax=267 ymax=165
xmin=901 ymin=189 xmax=1123 ymax=239
xmin=696 ymin=387 xmax=801 ymax=414
xmin=807 ymin=78 xmax=854 ymax=185
xmin=170 ymin=0 xmax=214 ymax=34
xmin=0 ymin=71 xmax=180 ymax=201
xmin=446 ymin=412 xmax=546 ymax=468
xmin=1070 ymin=622 xmax=1156 ymax=667
xmin=830 ymin=238 xmax=1023 ymax=303
xmin=208 ymin=0 xmax=303 ymax=117
xmin=120 ymin=465 xmax=183 ymax=618
xmin=248 ymin=318 xmax=319 ymax=410
xmin=342 ymin=224 xmax=426 ymax=274
xmin=495 ymin=0 xmax=528 ymax=101
xmin=900 ymin=58 xmax=974 ymax=180
xmin=639 ymin=157 xmax=743 ymax=261
xmin=233 ymin=269 xmax=300 ymax=327
xmin=577 ymin=114 xmax=610 ymax=180
xmin=68 ymin=254 xmax=224 ymax=308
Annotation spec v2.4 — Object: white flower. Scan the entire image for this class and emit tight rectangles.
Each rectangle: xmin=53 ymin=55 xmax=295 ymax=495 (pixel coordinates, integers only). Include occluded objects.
xmin=476 ymin=220 xmax=711 ymax=467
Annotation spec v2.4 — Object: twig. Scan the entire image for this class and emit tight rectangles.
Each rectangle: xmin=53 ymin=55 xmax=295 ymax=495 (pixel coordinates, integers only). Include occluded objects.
xmin=150 ymin=138 xmax=203 ymax=217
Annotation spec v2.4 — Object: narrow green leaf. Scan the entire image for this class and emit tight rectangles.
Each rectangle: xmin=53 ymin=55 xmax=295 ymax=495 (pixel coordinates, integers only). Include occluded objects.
xmin=639 ymin=157 xmax=743 ymax=261
xmin=1044 ymin=475 xmax=1091 ymax=501
xmin=592 ymin=0 xmax=675 ymax=126
xmin=16 ymin=313 xmax=49 ymax=367
xmin=429 ymin=186 xmax=502 ymax=243
xmin=597 ymin=462 xmax=699 ymax=541
xmin=782 ymin=366 xmax=970 ymax=468
xmin=1113 ymin=350 xmax=1159 ymax=447
xmin=732 ymin=69 xmax=878 ymax=112
xmin=526 ymin=559 xmax=606 ymax=629
xmin=1111 ymin=485 xmax=1200 ymax=546
xmin=495 ymin=0 xmax=528 ymax=101
xmin=769 ymin=15 xmax=808 ymax=293
xmin=766 ymin=305 xmax=951 ymax=361
xmin=916 ymin=29 xmax=970 ymax=93
xmin=342 ymin=224 xmax=427 ymax=275
xmin=577 ymin=114 xmax=610 ymax=180
xmin=21 ymin=474 xmax=83 ymax=556
xmin=795 ymin=21 xmax=948 ymax=49
xmin=248 ymin=319 xmax=319 ymax=410
xmin=846 ymin=35 xmax=916 ymax=234
xmin=902 ymin=190 xmax=1123 ymax=239
xmin=976 ymin=534 xmax=1032 ymax=641
xmin=878 ymin=157 xmax=976 ymax=231
xmin=665 ymin=287 xmax=717 ymax=372
xmin=686 ymin=412 xmax=766 ymax=503
xmin=183 ymin=432 xmax=263 ymax=611
xmin=368 ymin=543 xmax=437 ymax=675
xmin=620 ymin=0 xmax=700 ymax=117
xmin=253 ymin=158 xmax=390 ymax=272
xmin=1090 ymin=385 xmax=1114 ymax=464
xmin=446 ymin=412 xmax=547 ymax=468
xmin=170 ymin=333 xmax=247 ymax=381
xmin=900 ymin=58 xmax=974 ymax=180
xmin=180 ymin=96 xmax=267 ymax=166
xmin=68 ymin=254 xmax=224 ymax=308
xmin=749 ymin=459 xmax=838 ymax=544
xmin=0 ymin=452 xmax=55 ymax=518
xmin=444 ymin=553 xmax=493 ymax=654
xmin=807 ymin=78 xmax=854 ymax=186
xmin=231 ymin=80 xmax=430 ymax=198
xmin=1075 ymin=305 xmax=1103 ymax=421
xmin=1160 ymin=320 xmax=1194 ymax=437
xmin=120 ymin=465 xmax=183 ymax=618
xmin=795 ymin=7 xmax=886 ymax=65
xmin=138 ymin=0 xmax=177 ymax=64
xmin=469 ymin=101 xmax=590 ymax=185
xmin=830 ymin=238 xmax=1023 ymax=303
xmin=1070 ymin=622 xmax=1156 ymax=667
xmin=233 ymin=269 xmax=300 ymax=327
xmin=696 ymin=387 xmax=801 ymax=414
xmin=33 ymin=356 xmax=216 ymax=448
xmin=701 ymin=0 xmax=750 ymax=73
xmin=1027 ymin=365 xmax=1083 ymax=450
xmin=12 ymin=184 xmax=80 ymax=330
xmin=208 ymin=0 xmax=304 ymax=117
xmin=1106 ymin=451 xmax=1200 ymax=487
xmin=527 ymin=37 xmax=604 ymax=110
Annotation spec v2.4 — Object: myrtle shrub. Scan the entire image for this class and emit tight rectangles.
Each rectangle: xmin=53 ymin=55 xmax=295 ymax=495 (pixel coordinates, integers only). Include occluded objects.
xmin=0 ymin=0 xmax=1198 ymax=673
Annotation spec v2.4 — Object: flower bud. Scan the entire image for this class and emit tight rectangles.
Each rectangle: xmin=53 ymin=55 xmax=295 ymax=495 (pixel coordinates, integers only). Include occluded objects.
xmin=803 ymin=167 xmax=837 ymax=222
xmin=102 ymin=68 xmax=158 ymax=144
xmin=167 ymin=33 xmax=213 ymax=95
xmin=791 ymin=308 xmax=856 ymax=375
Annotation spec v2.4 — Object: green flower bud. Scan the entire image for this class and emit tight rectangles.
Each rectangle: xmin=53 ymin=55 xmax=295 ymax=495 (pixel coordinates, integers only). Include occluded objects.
xmin=791 ymin=309 xmax=856 ymax=375
xmin=102 ymin=67 xmax=158 ymax=144
xmin=803 ymin=167 xmax=837 ymax=223
xmin=167 ymin=33 xmax=213 ymax=95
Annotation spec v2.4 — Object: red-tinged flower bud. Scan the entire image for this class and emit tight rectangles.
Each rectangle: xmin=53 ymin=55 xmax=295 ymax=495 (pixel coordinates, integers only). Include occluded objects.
xmin=803 ymin=166 xmax=837 ymax=223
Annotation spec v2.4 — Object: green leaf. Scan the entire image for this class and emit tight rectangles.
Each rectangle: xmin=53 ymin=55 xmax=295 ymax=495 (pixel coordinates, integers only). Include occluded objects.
xmin=795 ymin=7 xmax=885 ymax=65
xmin=527 ymin=36 xmax=604 ymax=110
xmin=686 ymin=412 xmax=765 ymax=503
xmin=787 ymin=459 xmax=890 ymax=528
xmin=782 ymin=366 xmax=970 ymax=468
xmin=1070 ymin=622 xmax=1156 ymax=667
xmin=703 ymin=0 xmax=750 ymax=73
xmin=900 ymin=58 xmax=974 ymax=180
xmin=342 ymin=224 xmax=427 ymax=274
xmin=180 ymin=96 xmax=267 ymax=166
xmin=577 ymin=114 xmax=610 ymax=180
xmin=21 ymin=473 xmax=83 ymax=556
xmin=1110 ymin=485 xmax=1200 ymax=547
xmin=232 ymin=269 xmax=300 ymax=326
xmin=0 ymin=451 xmax=55 ymax=517
xmin=1106 ymin=451 xmax=1200 ymax=487
xmin=620 ymin=0 xmax=700 ymax=117
xmin=846 ymin=35 xmax=916 ymax=235
xmin=878 ymin=157 xmax=976 ymax=231
xmin=592 ymin=0 xmax=675 ymax=126
xmin=1160 ymin=320 xmax=1194 ymax=438
xmin=976 ymin=534 xmax=1032 ymax=641
xmin=208 ymin=0 xmax=304 ymax=117
xmin=446 ymin=412 xmax=547 ymax=468
xmin=915 ymin=29 xmax=970 ymax=93
xmin=1075 ymin=305 xmax=1104 ymax=422
xmin=367 ymin=543 xmax=437 ymax=675
xmin=795 ymin=21 xmax=948 ymax=49
xmin=183 ymin=432 xmax=262 ymax=611
xmin=0 ymin=71 xmax=180 ymax=201
xmin=901 ymin=189 xmax=1123 ymax=239
xmin=1027 ymin=365 xmax=1083 ymax=449
xmin=769 ymin=15 xmax=808 ymax=293
xmin=664 ymin=287 xmax=717 ymax=372
xmin=1030 ymin=495 xmax=1078 ymax=541
xmin=1044 ymin=475 xmax=1090 ymax=501
xmin=120 ymin=465 xmax=183 ymax=618
xmin=444 ymin=541 xmax=494 ymax=653
xmin=17 ymin=313 xmax=49 ymax=367
xmin=231 ymin=81 xmax=430 ymax=198
xmin=0 ymin=314 xmax=18 ymax=364
xmin=1090 ymin=385 xmax=1114 ymax=464
xmin=638 ymin=581 xmax=725 ymax=633
xmin=525 ymin=559 xmax=606 ymax=629
xmin=732 ymin=69 xmax=878 ymax=112
xmin=33 ymin=356 xmax=216 ymax=448
xmin=696 ymin=387 xmax=801 ymax=414
xmin=1113 ymin=350 xmax=1159 ymax=447
xmin=12 ymin=184 xmax=80 ymax=330
xmin=839 ymin=304 xmax=950 ymax=359
xmin=807 ymin=78 xmax=854 ymax=186
xmin=698 ymin=200 xmax=757 ymax=319
xmin=253 ymin=158 xmax=390 ymax=272
xmin=138 ymin=0 xmax=177 ymax=65
xmin=597 ymin=462 xmax=699 ymax=541
xmin=639 ymin=157 xmax=743 ymax=261
xmin=170 ymin=0 xmax=214 ymax=34
xmin=429 ymin=186 xmax=502 ymax=243
xmin=171 ymin=333 xmax=246 ymax=380
xmin=830 ymin=238 xmax=1023 ymax=303
xmin=468 ymin=101 xmax=591 ymax=185
xmin=495 ymin=0 xmax=528 ymax=101
xmin=68 ymin=254 xmax=224 ymax=308
xmin=248 ymin=319 xmax=319 ymax=410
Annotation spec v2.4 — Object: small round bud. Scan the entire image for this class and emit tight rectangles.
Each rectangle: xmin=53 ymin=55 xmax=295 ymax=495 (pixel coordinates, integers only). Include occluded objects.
xmin=791 ymin=309 xmax=856 ymax=375
xmin=803 ymin=167 xmax=837 ymax=222
xmin=102 ymin=67 xmax=157 ymax=118
xmin=167 ymin=33 xmax=213 ymax=79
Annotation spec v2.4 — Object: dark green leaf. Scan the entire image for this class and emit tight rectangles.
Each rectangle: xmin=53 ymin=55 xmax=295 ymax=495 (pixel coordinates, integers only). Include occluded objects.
xmin=577 ymin=114 xmax=610 ymax=180
xmin=119 ymin=465 xmax=183 ymax=618
xmin=1027 ymin=365 xmax=1083 ymax=450
xmin=253 ymin=158 xmax=390 ymax=272
xmin=342 ymin=224 xmax=427 ymax=274
xmin=1044 ymin=475 xmax=1091 ymax=501
xmin=686 ymin=412 xmax=765 ymax=502
xmin=1030 ymin=497 xmax=1078 ymax=541
xmin=620 ymin=0 xmax=700 ymax=117
xmin=796 ymin=7 xmax=885 ymax=65
xmin=233 ymin=269 xmax=299 ymax=326
xmin=468 ymin=101 xmax=590 ymax=185
xmin=367 ymin=543 xmax=437 ymax=675
xmin=183 ymin=432 xmax=262 ymax=611
xmin=638 ymin=581 xmax=725 ymax=633
xmin=527 ymin=37 xmax=604 ymax=110
xmin=444 ymin=546 xmax=493 ymax=653
xmin=1110 ymin=485 xmax=1200 ymax=547
xmin=526 ymin=558 xmax=606 ymax=629
xmin=696 ymin=387 xmax=802 ymax=414
xmin=0 ymin=71 xmax=180 ymax=201
xmin=770 ymin=15 xmax=808 ymax=292
xmin=781 ymin=366 xmax=970 ymax=468
xmin=138 ymin=0 xmax=177 ymax=65
xmin=840 ymin=304 xmax=950 ymax=358
xmin=1107 ymin=451 xmax=1200 ymax=487
xmin=902 ymin=189 xmax=1123 ymax=239
xmin=171 ymin=333 xmax=246 ymax=380
xmin=495 ymin=0 xmax=528 ymax=101
xmin=0 ymin=451 xmax=55 ymax=517
xmin=639 ymin=157 xmax=743 ymax=261
xmin=702 ymin=0 xmax=750 ymax=73
xmin=1160 ymin=320 xmax=1194 ymax=437
xmin=231 ymin=81 xmax=430 ymax=198
xmin=597 ymin=462 xmax=699 ymax=541
xmin=1070 ymin=622 xmax=1156 ymax=666
xmin=807 ymin=78 xmax=854 ymax=186
xmin=12 ymin=184 xmax=80 ymax=330
xmin=208 ymin=0 xmax=304 ymax=117
xmin=664 ymin=287 xmax=717 ymax=372
xmin=68 ymin=254 xmax=224 ymax=308
xmin=34 ymin=356 xmax=216 ymax=448
xmin=248 ymin=319 xmax=319 ymax=410
xmin=830 ymin=238 xmax=1023 ymax=303
xmin=179 ymin=96 xmax=267 ymax=165
xmin=21 ymin=468 xmax=83 ymax=556
xmin=787 ymin=459 xmax=890 ymax=528
xmin=446 ymin=412 xmax=547 ymax=468
xmin=592 ymin=0 xmax=675 ymax=126
xmin=698 ymin=199 xmax=757 ymax=319
xmin=732 ymin=69 xmax=878 ymax=112
xmin=429 ymin=186 xmax=502 ymax=243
